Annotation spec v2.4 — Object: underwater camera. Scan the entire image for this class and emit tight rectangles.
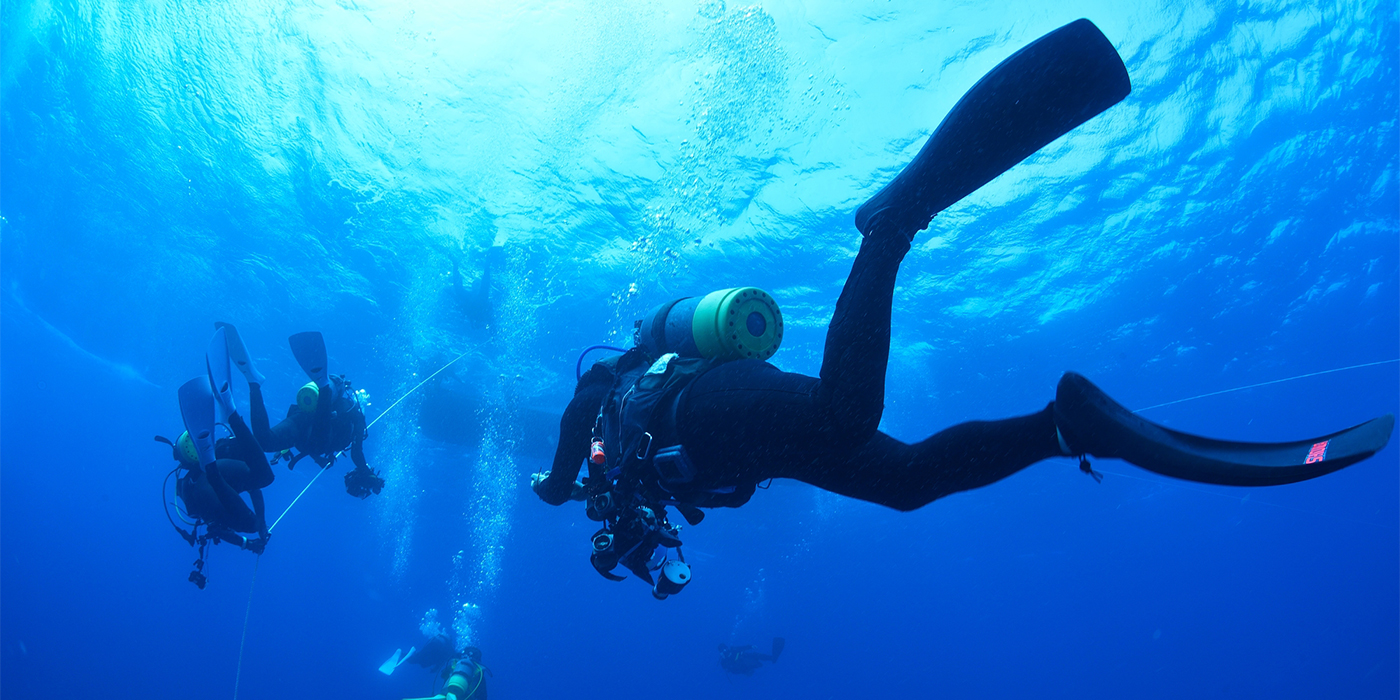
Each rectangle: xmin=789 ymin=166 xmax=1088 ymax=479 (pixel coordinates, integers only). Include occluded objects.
xmin=586 ymin=491 xmax=617 ymax=521
xmin=588 ymin=503 xmax=691 ymax=599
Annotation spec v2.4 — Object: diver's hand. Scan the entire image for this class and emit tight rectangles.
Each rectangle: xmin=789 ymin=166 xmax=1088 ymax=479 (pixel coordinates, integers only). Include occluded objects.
xmin=533 ymin=471 xmax=583 ymax=506
xmin=530 ymin=471 xmax=550 ymax=497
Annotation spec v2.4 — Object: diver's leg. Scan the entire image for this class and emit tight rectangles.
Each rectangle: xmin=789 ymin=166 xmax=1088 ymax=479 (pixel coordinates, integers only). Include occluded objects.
xmin=248 ymin=384 xmax=282 ymax=449
xmin=815 ymin=230 xmax=911 ymax=440
xmin=247 ymin=488 xmax=268 ymax=536
xmin=205 ymin=462 xmax=260 ymax=533
xmin=679 ymin=233 xmax=911 ymax=480
xmin=226 ymin=413 xmax=275 ymax=489
xmin=773 ymin=404 xmax=1063 ymax=511
xmin=249 ymin=384 xmax=304 ymax=454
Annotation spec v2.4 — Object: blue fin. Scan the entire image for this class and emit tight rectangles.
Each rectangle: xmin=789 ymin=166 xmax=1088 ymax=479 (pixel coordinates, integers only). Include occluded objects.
xmin=207 ymin=327 xmax=237 ymax=419
xmin=377 ymin=646 xmax=415 ymax=675
xmin=215 ymin=322 xmax=265 ymax=384
xmin=177 ymin=377 xmax=218 ymax=468
xmin=288 ymin=332 xmax=329 ymax=387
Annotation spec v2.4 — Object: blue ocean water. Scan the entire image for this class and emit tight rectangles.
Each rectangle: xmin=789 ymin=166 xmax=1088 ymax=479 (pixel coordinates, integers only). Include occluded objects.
xmin=2 ymin=0 xmax=1397 ymax=698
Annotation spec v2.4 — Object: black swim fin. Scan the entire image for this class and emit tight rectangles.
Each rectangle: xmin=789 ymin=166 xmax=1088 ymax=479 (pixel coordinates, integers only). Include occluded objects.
xmin=289 ymin=331 xmax=330 ymax=387
xmin=855 ymin=18 xmax=1131 ymax=239
xmin=1055 ymin=372 xmax=1395 ymax=487
xmin=177 ymin=377 xmax=219 ymax=468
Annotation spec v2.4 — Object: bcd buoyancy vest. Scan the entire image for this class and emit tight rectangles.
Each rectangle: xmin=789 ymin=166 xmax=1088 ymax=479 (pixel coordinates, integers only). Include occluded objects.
xmin=589 ymin=348 xmax=738 ymax=510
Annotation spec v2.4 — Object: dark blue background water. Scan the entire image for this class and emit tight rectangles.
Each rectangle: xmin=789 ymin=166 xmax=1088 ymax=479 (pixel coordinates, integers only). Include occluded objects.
xmin=3 ymin=1 xmax=1397 ymax=698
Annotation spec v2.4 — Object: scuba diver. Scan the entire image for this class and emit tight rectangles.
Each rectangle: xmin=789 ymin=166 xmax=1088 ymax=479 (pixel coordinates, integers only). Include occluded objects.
xmin=719 ymin=638 xmax=785 ymax=676
xmin=159 ymin=327 xmax=275 ymax=588
xmin=449 ymin=244 xmax=501 ymax=331
xmin=219 ymin=324 xmax=386 ymax=499
xmin=530 ymin=19 xmax=1395 ymax=598
xmin=382 ymin=630 xmax=490 ymax=700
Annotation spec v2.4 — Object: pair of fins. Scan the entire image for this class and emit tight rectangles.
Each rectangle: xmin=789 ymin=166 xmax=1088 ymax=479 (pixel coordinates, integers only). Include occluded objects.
xmin=859 ymin=19 xmax=1393 ymax=482
xmin=177 ymin=328 xmax=333 ymax=466
xmin=378 ymin=646 xmax=417 ymax=676
xmin=177 ymin=326 xmax=242 ymax=469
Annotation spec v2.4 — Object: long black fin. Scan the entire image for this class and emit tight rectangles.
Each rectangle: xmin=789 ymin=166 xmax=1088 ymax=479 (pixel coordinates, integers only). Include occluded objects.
xmin=855 ymin=18 xmax=1131 ymax=237
xmin=1056 ymin=372 xmax=1395 ymax=486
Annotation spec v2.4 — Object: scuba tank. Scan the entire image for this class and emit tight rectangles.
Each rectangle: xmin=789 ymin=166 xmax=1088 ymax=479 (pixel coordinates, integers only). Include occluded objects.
xmin=636 ymin=287 xmax=783 ymax=362
xmin=441 ymin=658 xmax=479 ymax=699
xmin=401 ymin=656 xmax=485 ymax=700
xmin=296 ymin=375 xmax=363 ymax=415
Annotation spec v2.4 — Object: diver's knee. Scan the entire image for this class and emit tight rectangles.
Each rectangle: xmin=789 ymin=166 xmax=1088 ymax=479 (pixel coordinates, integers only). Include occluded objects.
xmin=886 ymin=494 xmax=929 ymax=512
xmin=826 ymin=410 xmax=882 ymax=445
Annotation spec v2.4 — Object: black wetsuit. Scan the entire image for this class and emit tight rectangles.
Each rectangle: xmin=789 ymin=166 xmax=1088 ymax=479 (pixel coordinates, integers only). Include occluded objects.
xmin=407 ymin=634 xmax=456 ymax=671
xmin=540 ymin=233 xmax=1062 ymax=511
xmin=249 ymin=380 xmax=368 ymax=471
xmin=177 ymin=413 xmax=275 ymax=536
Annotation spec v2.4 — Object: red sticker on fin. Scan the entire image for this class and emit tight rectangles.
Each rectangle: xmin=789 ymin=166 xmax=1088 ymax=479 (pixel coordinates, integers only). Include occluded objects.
xmin=1304 ymin=440 xmax=1330 ymax=464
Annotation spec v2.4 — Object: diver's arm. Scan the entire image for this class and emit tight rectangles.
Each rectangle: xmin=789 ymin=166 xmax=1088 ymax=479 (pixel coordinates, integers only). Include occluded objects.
xmin=350 ymin=409 xmax=369 ymax=469
xmin=535 ymin=369 xmax=610 ymax=506
xmin=205 ymin=461 xmax=260 ymax=534
xmin=248 ymin=488 xmax=268 ymax=537
xmin=226 ymin=413 xmax=276 ymax=489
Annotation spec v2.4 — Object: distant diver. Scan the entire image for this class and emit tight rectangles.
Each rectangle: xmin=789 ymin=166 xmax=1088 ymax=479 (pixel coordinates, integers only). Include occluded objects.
xmin=449 ymin=245 xmax=500 ymax=331
xmin=531 ymin=19 xmax=1395 ymax=598
xmin=381 ymin=629 xmax=490 ymax=700
xmin=719 ymin=638 xmax=785 ymax=676
xmin=221 ymin=324 xmax=385 ymax=499
xmin=158 ymin=327 xmax=275 ymax=588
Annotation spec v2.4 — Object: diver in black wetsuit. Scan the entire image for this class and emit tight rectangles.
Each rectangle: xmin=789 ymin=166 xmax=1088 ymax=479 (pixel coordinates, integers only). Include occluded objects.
xmin=407 ymin=633 xmax=459 ymax=671
xmin=162 ymin=327 xmax=278 ymax=587
xmin=219 ymin=324 xmax=385 ymax=499
xmin=538 ymin=231 xmax=1070 ymax=512
xmin=164 ymin=411 xmax=274 ymax=553
xmin=531 ymin=20 xmax=1394 ymax=596
xmin=248 ymin=375 xmax=383 ymax=497
xmin=246 ymin=373 xmax=366 ymax=470
xmin=450 ymin=245 xmax=500 ymax=331
xmin=720 ymin=638 xmax=785 ymax=676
